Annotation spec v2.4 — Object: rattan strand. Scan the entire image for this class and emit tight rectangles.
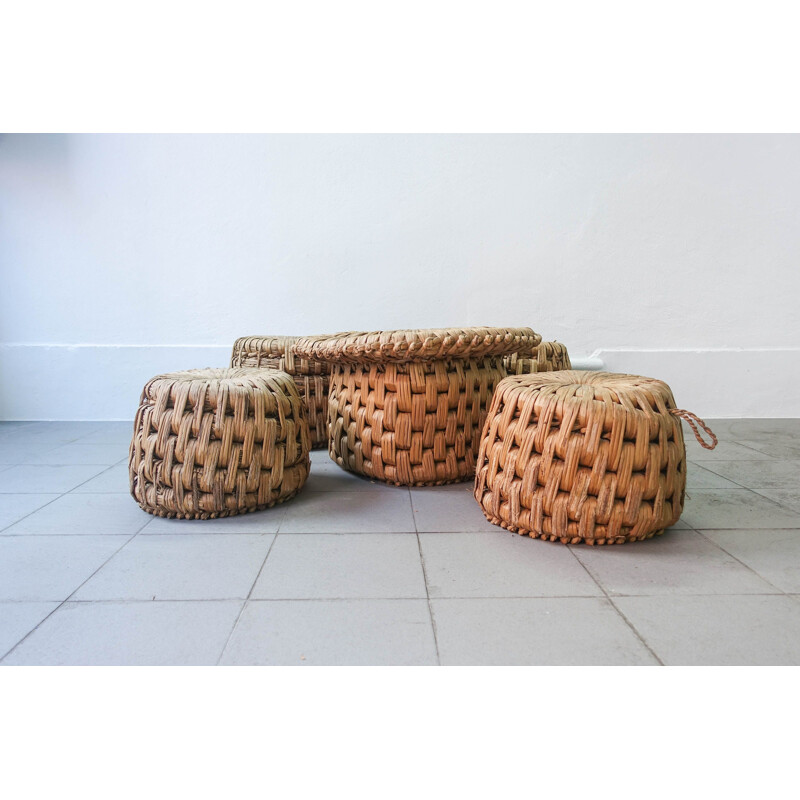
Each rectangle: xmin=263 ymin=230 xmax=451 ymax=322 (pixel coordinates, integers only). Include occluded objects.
xmin=231 ymin=335 xmax=330 ymax=448
xmin=129 ymin=368 xmax=310 ymax=518
xmin=503 ymin=340 xmax=571 ymax=374
xmin=474 ymin=371 xmax=687 ymax=545
xmin=298 ymin=327 xmax=539 ymax=486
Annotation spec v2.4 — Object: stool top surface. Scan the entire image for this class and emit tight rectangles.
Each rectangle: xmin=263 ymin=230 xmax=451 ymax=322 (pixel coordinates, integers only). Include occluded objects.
xmin=293 ymin=326 xmax=541 ymax=364
xmin=496 ymin=370 xmax=677 ymax=408
xmin=141 ymin=367 xmax=295 ymax=401
xmin=232 ymin=336 xmax=298 ymax=357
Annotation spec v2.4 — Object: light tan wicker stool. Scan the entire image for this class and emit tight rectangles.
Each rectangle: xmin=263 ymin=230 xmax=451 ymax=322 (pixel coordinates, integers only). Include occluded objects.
xmin=294 ymin=327 xmax=541 ymax=486
xmin=503 ymin=340 xmax=571 ymax=374
xmin=230 ymin=335 xmax=331 ymax=449
xmin=129 ymin=368 xmax=310 ymax=518
xmin=474 ymin=371 xmax=717 ymax=544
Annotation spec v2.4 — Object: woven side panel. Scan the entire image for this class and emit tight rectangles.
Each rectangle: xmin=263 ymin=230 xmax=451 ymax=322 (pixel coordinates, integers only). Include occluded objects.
xmin=473 ymin=371 xmax=686 ymax=545
xmin=327 ymin=357 xmax=508 ymax=486
xmin=230 ymin=336 xmax=330 ymax=448
xmin=129 ymin=368 xmax=310 ymax=519
xmin=503 ymin=341 xmax=571 ymax=374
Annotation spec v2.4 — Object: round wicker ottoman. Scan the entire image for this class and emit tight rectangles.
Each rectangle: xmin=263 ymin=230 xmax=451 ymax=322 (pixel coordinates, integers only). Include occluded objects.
xmin=474 ymin=371 xmax=715 ymax=545
xmin=503 ymin=340 xmax=571 ymax=374
xmin=294 ymin=327 xmax=541 ymax=486
xmin=129 ymin=368 xmax=310 ymax=518
xmin=230 ymin=335 xmax=331 ymax=449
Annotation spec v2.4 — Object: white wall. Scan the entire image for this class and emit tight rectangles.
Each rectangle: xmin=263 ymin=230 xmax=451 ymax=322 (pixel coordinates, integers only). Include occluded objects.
xmin=1 ymin=133 xmax=798 ymax=419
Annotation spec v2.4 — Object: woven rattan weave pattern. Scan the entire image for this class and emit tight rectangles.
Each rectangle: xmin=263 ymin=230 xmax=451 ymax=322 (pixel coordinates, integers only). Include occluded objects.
xmin=474 ymin=371 xmax=687 ymax=544
xmin=129 ymin=368 xmax=310 ymax=518
xmin=293 ymin=326 xmax=541 ymax=365
xmin=231 ymin=335 xmax=330 ymax=449
xmin=504 ymin=340 xmax=571 ymax=375
xmin=296 ymin=327 xmax=540 ymax=486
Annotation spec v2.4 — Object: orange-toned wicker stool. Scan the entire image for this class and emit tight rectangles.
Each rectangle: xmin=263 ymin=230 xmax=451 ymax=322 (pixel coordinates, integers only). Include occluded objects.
xmin=129 ymin=368 xmax=310 ymax=518
xmin=294 ymin=327 xmax=541 ymax=486
xmin=474 ymin=371 xmax=716 ymax=544
xmin=503 ymin=340 xmax=571 ymax=374
xmin=230 ymin=335 xmax=331 ymax=449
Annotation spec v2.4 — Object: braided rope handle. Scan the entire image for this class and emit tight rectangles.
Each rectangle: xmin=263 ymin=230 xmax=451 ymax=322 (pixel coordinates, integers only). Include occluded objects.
xmin=671 ymin=409 xmax=718 ymax=450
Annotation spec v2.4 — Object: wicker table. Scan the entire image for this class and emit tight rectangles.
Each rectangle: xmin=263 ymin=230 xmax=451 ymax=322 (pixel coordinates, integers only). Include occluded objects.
xmin=293 ymin=327 xmax=540 ymax=486
xmin=129 ymin=368 xmax=310 ymax=518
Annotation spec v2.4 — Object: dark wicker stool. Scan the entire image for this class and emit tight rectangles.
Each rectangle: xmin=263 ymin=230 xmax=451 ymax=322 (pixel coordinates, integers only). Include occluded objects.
xmin=129 ymin=367 xmax=310 ymax=518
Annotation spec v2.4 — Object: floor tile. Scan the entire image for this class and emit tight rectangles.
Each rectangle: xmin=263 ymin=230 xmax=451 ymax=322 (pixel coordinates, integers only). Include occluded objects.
xmin=614 ymin=595 xmax=800 ymax=665
xmin=0 ymin=464 xmax=109 ymax=493
xmin=251 ymin=534 xmax=426 ymax=599
xmin=219 ymin=599 xmax=437 ymax=665
xmin=0 ymin=602 xmax=60 ymax=657
xmin=681 ymin=489 xmax=800 ymax=529
xmin=25 ymin=443 xmax=127 ymax=466
xmin=750 ymin=487 xmax=800 ymax=514
xmin=303 ymin=450 xmax=397 ymax=492
xmin=72 ymin=533 xmax=274 ymax=600
xmin=411 ymin=487 xmax=498 ymax=532
xmin=0 ymin=422 xmax=103 ymax=445
xmin=726 ymin=419 xmax=800 ymax=439
xmin=141 ymin=507 xmax=287 ymax=534
xmin=0 ymin=421 xmax=38 ymax=434
xmin=72 ymin=422 xmax=134 ymax=445
xmin=701 ymin=529 xmax=800 ymax=593
xmin=3 ymin=493 xmax=150 ymax=536
xmin=2 ymin=600 xmax=242 ymax=665
xmin=419 ymin=531 xmax=602 ymax=598
xmin=732 ymin=433 xmax=800 ymax=460
xmin=685 ymin=463 xmax=741 ymax=489
xmin=571 ymin=530 xmax=777 ymax=596
xmin=685 ymin=439 xmax=776 ymax=462
xmin=0 ymin=439 xmax=65 ymax=465
xmin=0 ymin=535 xmax=129 ymax=601
xmin=695 ymin=460 xmax=800 ymax=491
xmin=0 ymin=494 xmax=59 ymax=531
xmin=70 ymin=462 xmax=130 ymax=493
xmin=431 ymin=598 xmax=658 ymax=665
xmin=280 ymin=490 xmax=416 ymax=533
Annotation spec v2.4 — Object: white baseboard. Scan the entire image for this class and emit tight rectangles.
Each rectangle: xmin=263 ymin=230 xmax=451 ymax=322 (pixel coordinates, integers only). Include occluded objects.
xmin=593 ymin=348 xmax=800 ymax=418
xmin=1 ymin=344 xmax=798 ymax=420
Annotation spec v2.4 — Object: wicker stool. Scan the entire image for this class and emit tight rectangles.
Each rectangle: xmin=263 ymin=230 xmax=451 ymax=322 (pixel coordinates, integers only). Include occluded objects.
xmin=503 ymin=340 xmax=571 ymax=374
xmin=129 ymin=368 xmax=310 ymax=518
xmin=294 ymin=327 xmax=540 ymax=486
xmin=230 ymin=335 xmax=331 ymax=449
xmin=474 ymin=371 xmax=715 ymax=545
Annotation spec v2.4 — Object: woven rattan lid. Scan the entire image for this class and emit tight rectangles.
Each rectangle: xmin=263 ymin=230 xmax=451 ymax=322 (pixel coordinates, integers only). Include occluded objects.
xmin=293 ymin=327 xmax=541 ymax=364
xmin=140 ymin=367 xmax=296 ymax=406
xmin=495 ymin=370 xmax=677 ymax=410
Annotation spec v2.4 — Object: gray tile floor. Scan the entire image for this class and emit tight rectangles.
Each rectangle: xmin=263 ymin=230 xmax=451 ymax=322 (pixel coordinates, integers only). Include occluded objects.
xmin=1 ymin=419 xmax=799 ymax=665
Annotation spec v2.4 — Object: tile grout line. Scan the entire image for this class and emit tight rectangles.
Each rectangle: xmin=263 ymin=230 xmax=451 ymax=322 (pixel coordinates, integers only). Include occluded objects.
xmin=215 ymin=528 xmax=283 ymax=666
xmin=408 ymin=487 xmax=441 ymax=666
xmin=0 ymin=513 xmax=154 ymax=663
xmin=566 ymin=545 xmax=665 ymax=666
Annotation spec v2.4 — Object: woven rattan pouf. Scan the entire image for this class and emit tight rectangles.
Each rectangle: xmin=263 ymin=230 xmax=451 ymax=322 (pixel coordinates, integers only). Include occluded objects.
xmin=230 ymin=335 xmax=331 ymax=449
xmin=294 ymin=327 xmax=540 ymax=486
xmin=503 ymin=340 xmax=571 ymax=375
xmin=129 ymin=368 xmax=310 ymax=518
xmin=474 ymin=371 xmax=705 ymax=545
